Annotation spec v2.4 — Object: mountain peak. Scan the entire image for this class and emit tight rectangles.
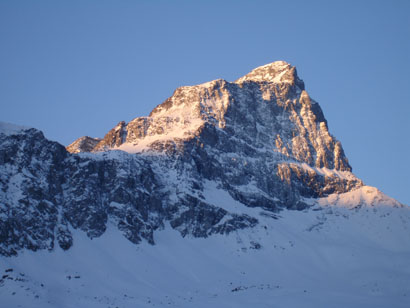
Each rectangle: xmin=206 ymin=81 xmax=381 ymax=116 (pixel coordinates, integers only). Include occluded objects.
xmin=258 ymin=60 xmax=292 ymax=70
xmin=66 ymin=136 xmax=102 ymax=153
xmin=236 ymin=61 xmax=304 ymax=89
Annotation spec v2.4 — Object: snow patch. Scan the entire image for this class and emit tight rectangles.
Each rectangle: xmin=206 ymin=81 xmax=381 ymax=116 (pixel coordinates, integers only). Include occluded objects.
xmin=317 ymin=186 xmax=403 ymax=208
xmin=0 ymin=122 xmax=29 ymax=136
xmin=291 ymin=162 xmax=359 ymax=181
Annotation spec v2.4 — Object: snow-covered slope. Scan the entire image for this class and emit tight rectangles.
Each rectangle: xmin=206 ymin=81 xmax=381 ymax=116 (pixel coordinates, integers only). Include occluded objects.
xmin=1 ymin=200 xmax=410 ymax=308
xmin=316 ymin=185 xmax=403 ymax=208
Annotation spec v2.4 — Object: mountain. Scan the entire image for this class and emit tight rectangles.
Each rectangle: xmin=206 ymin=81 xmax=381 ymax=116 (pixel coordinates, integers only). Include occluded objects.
xmin=1 ymin=61 xmax=409 ymax=308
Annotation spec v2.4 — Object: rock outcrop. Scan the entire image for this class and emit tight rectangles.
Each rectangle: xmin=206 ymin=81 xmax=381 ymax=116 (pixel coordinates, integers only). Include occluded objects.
xmin=66 ymin=136 xmax=101 ymax=153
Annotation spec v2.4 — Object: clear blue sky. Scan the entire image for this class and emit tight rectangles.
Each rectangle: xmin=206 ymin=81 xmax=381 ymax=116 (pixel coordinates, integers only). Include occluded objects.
xmin=1 ymin=0 xmax=409 ymax=205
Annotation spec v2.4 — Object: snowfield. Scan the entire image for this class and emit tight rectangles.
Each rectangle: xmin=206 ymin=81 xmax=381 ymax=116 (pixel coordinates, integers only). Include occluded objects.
xmin=1 ymin=192 xmax=410 ymax=308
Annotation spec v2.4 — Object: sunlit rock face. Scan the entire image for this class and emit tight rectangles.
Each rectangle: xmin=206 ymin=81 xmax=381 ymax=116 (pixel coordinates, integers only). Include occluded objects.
xmin=66 ymin=136 xmax=101 ymax=153
xmin=84 ymin=61 xmax=351 ymax=174
xmin=2 ymin=61 xmax=389 ymax=256
xmin=72 ymin=60 xmax=361 ymax=205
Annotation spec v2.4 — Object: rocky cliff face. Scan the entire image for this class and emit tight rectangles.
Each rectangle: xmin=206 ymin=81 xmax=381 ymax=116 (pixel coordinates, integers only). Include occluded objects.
xmin=1 ymin=61 xmax=393 ymax=257
xmin=71 ymin=61 xmax=361 ymax=204
xmin=0 ymin=126 xmax=258 ymax=256
xmin=84 ymin=61 xmax=351 ymax=173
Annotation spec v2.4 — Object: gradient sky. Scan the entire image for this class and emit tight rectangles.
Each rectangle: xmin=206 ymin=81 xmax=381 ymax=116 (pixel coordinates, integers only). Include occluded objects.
xmin=1 ymin=0 xmax=409 ymax=205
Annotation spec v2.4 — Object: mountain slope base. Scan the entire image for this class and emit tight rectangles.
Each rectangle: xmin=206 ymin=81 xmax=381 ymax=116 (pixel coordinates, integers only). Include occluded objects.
xmin=2 ymin=203 xmax=410 ymax=308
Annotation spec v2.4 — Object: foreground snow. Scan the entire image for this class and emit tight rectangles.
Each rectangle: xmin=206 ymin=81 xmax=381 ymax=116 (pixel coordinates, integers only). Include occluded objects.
xmin=1 ymin=200 xmax=410 ymax=308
